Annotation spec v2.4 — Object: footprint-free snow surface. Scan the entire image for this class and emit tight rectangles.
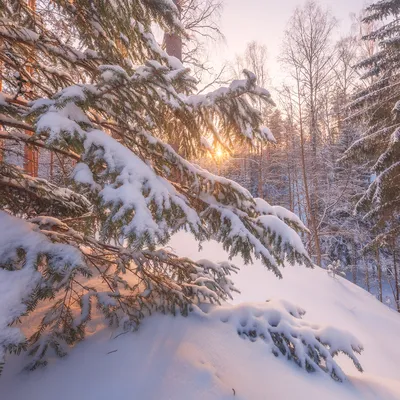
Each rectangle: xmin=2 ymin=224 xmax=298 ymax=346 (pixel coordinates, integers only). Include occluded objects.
xmin=2 ymin=231 xmax=400 ymax=399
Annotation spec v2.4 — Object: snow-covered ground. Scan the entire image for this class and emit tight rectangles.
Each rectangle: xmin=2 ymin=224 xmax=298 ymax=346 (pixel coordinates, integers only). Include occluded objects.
xmin=2 ymin=231 xmax=400 ymax=399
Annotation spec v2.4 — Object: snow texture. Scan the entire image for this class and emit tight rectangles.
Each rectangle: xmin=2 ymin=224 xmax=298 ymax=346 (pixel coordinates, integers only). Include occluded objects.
xmin=0 ymin=212 xmax=86 ymax=366
xmin=1 ymin=233 xmax=400 ymax=399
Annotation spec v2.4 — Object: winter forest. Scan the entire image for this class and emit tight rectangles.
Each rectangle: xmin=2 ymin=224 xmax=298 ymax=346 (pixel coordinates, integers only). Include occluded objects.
xmin=1 ymin=1 xmax=400 ymax=399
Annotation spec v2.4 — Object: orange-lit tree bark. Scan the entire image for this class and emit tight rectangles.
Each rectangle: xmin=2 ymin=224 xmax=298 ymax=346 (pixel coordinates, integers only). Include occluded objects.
xmin=23 ymin=0 xmax=39 ymax=177
xmin=165 ymin=0 xmax=182 ymax=61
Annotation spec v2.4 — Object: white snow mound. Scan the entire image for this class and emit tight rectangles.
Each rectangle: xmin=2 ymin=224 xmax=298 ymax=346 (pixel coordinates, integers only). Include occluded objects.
xmin=1 ymin=231 xmax=400 ymax=400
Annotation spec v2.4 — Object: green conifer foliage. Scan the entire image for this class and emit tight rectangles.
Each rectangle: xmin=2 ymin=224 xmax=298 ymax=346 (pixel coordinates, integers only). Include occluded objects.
xmin=346 ymin=0 xmax=400 ymax=245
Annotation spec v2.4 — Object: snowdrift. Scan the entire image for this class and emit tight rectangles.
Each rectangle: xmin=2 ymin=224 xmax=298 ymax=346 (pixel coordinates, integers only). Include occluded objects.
xmin=1 ymin=231 xmax=400 ymax=400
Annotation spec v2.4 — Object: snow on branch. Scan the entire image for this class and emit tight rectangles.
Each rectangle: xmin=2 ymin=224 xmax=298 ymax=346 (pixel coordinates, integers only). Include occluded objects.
xmin=82 ymin=129 xmax=204 ymax=247
xmin=197 ymin=299 xmax=363 ymax=382
xmin=0 ymin=211 xmax=240 ymax=372
xmin=0 ymin=211 xmax=89 ymax=374
xmin=182 ymin=69 xmax=276 ymax=144
xmin=0 ymin=163 xmax=91 ymax=218
xmin=30 ymin=66 xmax=311 ymax=270
xmin=255 ymin=197 xmax=309 ymax=232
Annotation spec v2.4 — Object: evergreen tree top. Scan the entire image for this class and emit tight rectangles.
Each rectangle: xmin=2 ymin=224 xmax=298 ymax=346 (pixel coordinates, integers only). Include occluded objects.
xmin=345 ymin=0 xmax=400 ymax=247
xmin=363 ymin=0 xmax=400 ymax=23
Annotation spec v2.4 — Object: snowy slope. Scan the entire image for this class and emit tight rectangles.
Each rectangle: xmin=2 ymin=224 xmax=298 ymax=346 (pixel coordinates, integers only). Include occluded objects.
xmin=2 ymin=231 xmax=400 ymax=400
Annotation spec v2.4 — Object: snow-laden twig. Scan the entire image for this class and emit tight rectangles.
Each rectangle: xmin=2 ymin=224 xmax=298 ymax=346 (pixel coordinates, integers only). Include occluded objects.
xmin=197 ymin=299 xmax=363 ymax=382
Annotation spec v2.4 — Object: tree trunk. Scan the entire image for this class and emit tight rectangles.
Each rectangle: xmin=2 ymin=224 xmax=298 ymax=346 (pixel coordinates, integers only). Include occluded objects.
xmin=164 ymin=0 xmax=182 ymax=154
xmin=376 ymin=247 xmax=383 ymax=303
xmin=296 ymin=82 xmax=321 ymax=266
xmin=364 ymin=255 xmax=370 ymax=293
xmin=164 ymin=0 xmax=182 ymax=62
xmin=0 ymin=38 xmax=3 ymax=163
xmin=258 ymin=144 xmax=263 ymax=198
xmin=24 ymin=0 xmax=39 ymax=177
xmin=352 ymin=238 xmax=357 ymax=284
xmin=393 ymin=239 xmax=399 ymax=311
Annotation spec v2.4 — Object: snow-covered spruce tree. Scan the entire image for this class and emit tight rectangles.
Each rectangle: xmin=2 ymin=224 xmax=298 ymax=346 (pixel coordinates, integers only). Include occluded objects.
xmin=0 ymin=0 xmax=362 ymax=380
xmin=345 ymin=0 xmax=400 ymax=246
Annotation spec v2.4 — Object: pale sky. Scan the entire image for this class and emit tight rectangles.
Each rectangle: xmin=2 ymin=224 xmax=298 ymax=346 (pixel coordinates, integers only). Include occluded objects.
xmin=211 ymin=0 xmax=368 ymax=84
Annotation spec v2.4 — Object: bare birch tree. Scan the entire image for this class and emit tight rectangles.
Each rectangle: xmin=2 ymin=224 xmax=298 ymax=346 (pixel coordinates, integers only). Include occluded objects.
xmin=279 ymin=0 xmax=337 ymax=266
